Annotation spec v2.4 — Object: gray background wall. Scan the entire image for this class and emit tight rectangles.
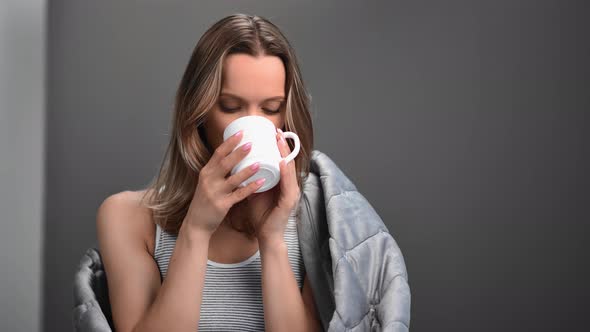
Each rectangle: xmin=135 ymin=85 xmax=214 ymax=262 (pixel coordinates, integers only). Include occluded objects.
xmin=40 ymin=0 xmax=589 ymax=331
xmin=0 ymin=1 xmax=45 ymax=331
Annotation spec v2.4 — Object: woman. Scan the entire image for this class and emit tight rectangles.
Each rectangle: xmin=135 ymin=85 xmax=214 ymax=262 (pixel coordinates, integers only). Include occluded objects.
xmin=96 ymin=13 xmax=321 ymax=331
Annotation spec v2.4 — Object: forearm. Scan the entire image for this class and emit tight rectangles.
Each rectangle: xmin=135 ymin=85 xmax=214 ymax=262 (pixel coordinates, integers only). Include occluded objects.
xmin=259 ymin=236 xmax=311 ymax=332
xmin=134 ymin=223 xmax=210 ymax=332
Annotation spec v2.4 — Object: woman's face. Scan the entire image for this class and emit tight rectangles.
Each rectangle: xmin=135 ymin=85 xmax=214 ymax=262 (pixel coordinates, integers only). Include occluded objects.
xmin=203 ymin=53 xmax=286 ymax=153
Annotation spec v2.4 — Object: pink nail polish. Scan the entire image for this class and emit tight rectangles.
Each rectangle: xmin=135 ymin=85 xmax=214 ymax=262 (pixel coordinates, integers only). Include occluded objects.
xmin=256 ymin=178 xmax=266 ymax=185
xmin=242 ymin=142 xmax=252 ymax=151
xmin=276 ymin=129 xmax=284 ymax=142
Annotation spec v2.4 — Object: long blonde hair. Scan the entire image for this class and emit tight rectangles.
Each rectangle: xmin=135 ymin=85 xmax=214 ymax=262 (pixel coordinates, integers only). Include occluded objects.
xmin=140 ymin=13 xmax=314 ymax=237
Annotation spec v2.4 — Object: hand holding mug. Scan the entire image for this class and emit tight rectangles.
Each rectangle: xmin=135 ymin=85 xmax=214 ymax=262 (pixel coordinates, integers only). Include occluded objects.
xmin=222 ymin=116 xmax=302 ymax=242
xmin=222 ymin=115 xmax=300 ymax=193
xmin=183 ymin=129 xmax=266 ymax=236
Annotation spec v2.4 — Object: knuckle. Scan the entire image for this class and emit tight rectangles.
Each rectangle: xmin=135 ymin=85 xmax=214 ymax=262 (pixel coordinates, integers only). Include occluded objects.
xmin=229 ymin=190 xmax=245 ymax=204
xmin=232 ymin=189 xmax=245 ymax=201
xmin=219 ymin=158 xmax=231 ymax=173
xmin=226 ymin=175 xmax=239 ymax=189
xmin=212 ymin=148 xmax=222 ymax=160
xmin=239 ymin=183 xmax=252 ymax=193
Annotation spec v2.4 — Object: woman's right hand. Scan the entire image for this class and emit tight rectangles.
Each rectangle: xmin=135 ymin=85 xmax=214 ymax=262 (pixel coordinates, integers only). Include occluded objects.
xmin=184 ymin=130 xmax=265 ymax=236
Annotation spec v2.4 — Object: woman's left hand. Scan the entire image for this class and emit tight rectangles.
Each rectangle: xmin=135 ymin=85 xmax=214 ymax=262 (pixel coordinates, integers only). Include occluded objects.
xmin=247 ymin=128 xmax=301 ymax=245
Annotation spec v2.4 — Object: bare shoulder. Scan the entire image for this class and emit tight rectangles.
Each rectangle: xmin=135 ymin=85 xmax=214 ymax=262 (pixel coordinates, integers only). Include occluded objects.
xmin=96 ymin=189 xmax=157 ymax=256
xmin=96 ymin=189 xmax=162 ymax=332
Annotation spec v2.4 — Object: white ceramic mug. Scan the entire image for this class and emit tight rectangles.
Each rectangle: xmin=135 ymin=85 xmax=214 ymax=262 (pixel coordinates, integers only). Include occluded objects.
xmin=222 ymin=115 xmax=301 ymax=193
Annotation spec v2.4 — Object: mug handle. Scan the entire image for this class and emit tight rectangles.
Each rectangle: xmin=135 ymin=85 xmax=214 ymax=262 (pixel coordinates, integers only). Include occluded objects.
xmin=281 ymin=132 xmax=301 ymax=164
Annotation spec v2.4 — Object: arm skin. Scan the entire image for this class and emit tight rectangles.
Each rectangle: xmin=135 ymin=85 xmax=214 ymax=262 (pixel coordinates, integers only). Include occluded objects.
xmin=97 ymin=192 xmax=212 ymax=332
xmin=259 ymin=234 xmax=323 ymax=332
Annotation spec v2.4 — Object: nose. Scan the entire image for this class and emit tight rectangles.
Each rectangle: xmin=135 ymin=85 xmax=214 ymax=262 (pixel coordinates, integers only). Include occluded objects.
xmin=245 ymin=106 xmax=267 ymax=117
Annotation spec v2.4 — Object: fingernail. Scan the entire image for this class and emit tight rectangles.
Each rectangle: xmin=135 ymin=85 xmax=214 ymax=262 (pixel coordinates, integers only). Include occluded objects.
xmin=242 ymin=142 xmax=252 ymax=151
xmin=256 ymin=178 xmax=266 ymax=185
xmin=277 ymin=128 xmax=286 ymax=143
xmin=234 ymin=130 xmax=243 ymax=138
xmin=250 ymin=162 xmax=260 ymax=170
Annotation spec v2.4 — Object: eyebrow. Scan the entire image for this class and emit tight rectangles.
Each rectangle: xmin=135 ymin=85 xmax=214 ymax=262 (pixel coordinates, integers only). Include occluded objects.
xmin=219 ymin=92 xmax=285 ymax=103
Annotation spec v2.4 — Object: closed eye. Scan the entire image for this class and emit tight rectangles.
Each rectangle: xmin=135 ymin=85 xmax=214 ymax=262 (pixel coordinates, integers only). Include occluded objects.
xmin=219 ymin=102 xmax=282 ymax=114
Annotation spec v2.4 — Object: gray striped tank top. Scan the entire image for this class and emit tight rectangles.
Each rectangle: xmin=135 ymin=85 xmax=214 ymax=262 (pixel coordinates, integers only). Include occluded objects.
xmin=153 ymin=207 xmax=305 ymax=331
